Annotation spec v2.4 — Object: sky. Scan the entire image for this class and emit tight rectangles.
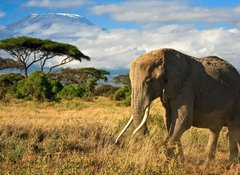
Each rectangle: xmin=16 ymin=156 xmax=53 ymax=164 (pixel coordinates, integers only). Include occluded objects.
xmin=1 ymin=0 xmax=240 ymax=70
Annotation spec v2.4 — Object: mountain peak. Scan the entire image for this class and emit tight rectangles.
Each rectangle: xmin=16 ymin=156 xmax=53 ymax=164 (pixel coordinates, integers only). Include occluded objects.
xmin=0 ymin=13 xmax=103 ymax=40
xmin=30 ymin=13 xmax=83 ymax=19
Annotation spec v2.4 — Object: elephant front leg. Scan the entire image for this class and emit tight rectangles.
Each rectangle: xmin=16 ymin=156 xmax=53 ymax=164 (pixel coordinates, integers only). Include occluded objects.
xmin=167 ymin=115 xmax=192 ymax=161
xmin=206 ymin=128 xmax=221 ymax=161
xmin=166 ymin=105 xmax=193 ymax=161
xmin=164 ymin=87 xmax=194 ymax=161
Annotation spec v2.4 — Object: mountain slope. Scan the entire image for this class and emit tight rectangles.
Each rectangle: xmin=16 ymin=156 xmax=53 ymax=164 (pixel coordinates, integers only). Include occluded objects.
xmin=0 ymin=13 xmax=103 ymax=41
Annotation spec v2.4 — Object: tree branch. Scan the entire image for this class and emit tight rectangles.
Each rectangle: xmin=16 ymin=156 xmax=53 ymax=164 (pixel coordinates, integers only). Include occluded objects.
xmin=47 ymin=56 xmax=73 ymax=74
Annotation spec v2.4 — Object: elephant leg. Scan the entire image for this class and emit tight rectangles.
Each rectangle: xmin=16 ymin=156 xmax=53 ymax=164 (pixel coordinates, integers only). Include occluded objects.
xmin=206 ymin=128 xmax=221 ymax=161
xmin=228 ymin=127 xmax=239 ymax=163
xmin=227 ymin=114 xmax=240 ymax=164
xmin=167 ymin=119 xmax=191 ymax=161
xmin=167 ymin=106 xmax=193 ymax=161
xmin=164 ymin=107 xmax=172 ymax=144
xmin=166 ymin=88 xmax=194 ymax=161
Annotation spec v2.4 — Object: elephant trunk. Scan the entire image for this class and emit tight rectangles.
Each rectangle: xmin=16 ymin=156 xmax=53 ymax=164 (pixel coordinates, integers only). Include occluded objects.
xmin=133 ymin=106 xmax=150 ymax=134
xmin=131 ymin=90 xmax=150 ymax=136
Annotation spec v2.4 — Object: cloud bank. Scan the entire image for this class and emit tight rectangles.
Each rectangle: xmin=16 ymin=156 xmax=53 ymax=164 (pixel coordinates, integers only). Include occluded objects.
xmin=69 ymin=25 xmax=240 ymax=70
xmin=90 ymin=0 xmax=240 ymax=25
xmin=25 ymin=0 xmax=90 ymax=8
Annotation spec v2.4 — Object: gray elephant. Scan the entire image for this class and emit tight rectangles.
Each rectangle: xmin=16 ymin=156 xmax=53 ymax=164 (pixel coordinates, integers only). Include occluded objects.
xmin=116 ymin=48 xmax=240 ymax=163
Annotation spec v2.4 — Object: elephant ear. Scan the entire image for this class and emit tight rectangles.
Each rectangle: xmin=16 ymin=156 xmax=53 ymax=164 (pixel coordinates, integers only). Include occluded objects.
xmin=163 ymin=49 xmax=192 ymax=99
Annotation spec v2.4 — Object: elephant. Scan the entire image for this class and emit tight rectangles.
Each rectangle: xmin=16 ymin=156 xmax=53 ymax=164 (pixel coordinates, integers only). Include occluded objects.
xmin=115 ymin=48 xmax=240 ymax=163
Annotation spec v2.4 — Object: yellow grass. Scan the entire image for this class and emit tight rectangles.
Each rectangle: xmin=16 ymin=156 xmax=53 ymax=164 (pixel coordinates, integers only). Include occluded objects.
xmin=0 ymin=97 xmax=130 ymax=129
xmin=0 ymin=97 xmax=239 ymax=174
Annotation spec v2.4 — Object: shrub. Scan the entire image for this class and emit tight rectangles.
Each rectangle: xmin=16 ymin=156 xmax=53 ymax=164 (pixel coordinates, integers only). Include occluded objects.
xmin=49 ymin=79 xmax=63 ymax=96
xmin=0 ymin=73 xmax=24 ymax=100
xmin=94 ymin=84 xmax=119 ymax=97
xmin=16 ymin=71 xmax=54 ymax=101
xmin=114 ymin=85 xmax=131 ymax=106
xmin=57 ymin=84 xmax=85 ymax=100
xmin=84 ymin=78 xmax=97 ymax=100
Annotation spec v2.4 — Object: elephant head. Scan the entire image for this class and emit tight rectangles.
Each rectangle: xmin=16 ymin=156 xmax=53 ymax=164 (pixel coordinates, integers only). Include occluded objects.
xmin=115 ymin=48 xmax=191 ymax=143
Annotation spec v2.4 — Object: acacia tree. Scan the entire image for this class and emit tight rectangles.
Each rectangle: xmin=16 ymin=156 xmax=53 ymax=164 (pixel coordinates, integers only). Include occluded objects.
xmin=113 ymin=74 xmax=130 ymax=86
xmin=0 ymin=37 xmax=90 ymax=77
xmin=49 ymin=67 xmax=110 ymax=85
xmin=0 ymin=57 xmax=23 ymax=70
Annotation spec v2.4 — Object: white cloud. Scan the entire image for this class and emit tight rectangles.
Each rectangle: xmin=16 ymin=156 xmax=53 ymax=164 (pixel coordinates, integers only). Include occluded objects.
xmin=25 ymin=0 xmax=90 ymax=8
xmin=0 ymin=10 xmax=6 ymax=18
xmin=70 ymin=26 xmax=240 ymax=70
xmin=90 ymin=0 xmax=240 ymax=25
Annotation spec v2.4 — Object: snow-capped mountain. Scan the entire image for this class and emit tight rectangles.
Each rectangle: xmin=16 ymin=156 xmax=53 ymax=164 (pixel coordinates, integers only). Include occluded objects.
xmin=0 ymin=13 xmax=104 ymax=42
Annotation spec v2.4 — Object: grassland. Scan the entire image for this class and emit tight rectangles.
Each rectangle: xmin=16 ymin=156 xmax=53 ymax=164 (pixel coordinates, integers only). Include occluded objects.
xmin=0 ymin=97 xmax=239 ymax=174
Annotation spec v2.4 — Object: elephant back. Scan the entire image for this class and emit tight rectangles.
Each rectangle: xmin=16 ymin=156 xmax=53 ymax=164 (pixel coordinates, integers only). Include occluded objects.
xmin=196 ymin=56 xmax=240 ymax=88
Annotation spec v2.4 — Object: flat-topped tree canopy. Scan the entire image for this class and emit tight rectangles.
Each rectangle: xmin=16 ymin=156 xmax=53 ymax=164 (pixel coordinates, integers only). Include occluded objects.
xmin=0 ymin=57 xmax=23 ymax=70
xmin=48 ymin=67 xmax=110 ymax=85
xmin=0 ymin=36 xmax=90 ymax=76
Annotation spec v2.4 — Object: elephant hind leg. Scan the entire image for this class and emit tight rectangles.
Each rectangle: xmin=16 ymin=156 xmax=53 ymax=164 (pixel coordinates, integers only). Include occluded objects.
xmin=206 ymin=127 xmax=221 ymax=161
xmin=228 ymin=126 xmax=239 ymax=163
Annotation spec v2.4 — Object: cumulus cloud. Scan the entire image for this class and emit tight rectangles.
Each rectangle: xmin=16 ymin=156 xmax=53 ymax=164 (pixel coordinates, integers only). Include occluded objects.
xmin=0 ymin=10 xmax=6 ymax=18
xmin=25 ymin=0 xmax=90 ymax=8
xmin=90 ymin=0 xmax=240 ymax=25
xmin=69 ymin=26 xmax=240 ymax=70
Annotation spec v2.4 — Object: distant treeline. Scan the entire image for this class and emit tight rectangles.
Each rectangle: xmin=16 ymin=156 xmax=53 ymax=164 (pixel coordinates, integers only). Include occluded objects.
xmin=0 ymin=68 xmax=131 ymax=106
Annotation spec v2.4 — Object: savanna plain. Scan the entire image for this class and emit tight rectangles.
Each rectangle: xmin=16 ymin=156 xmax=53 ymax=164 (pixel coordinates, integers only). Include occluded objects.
xmin=0 ymin=97 xmax=239 ymax=175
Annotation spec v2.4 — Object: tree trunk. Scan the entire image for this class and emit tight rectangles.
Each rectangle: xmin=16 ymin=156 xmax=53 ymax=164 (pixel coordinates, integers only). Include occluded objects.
xmin=23 ymin=66 xmax=28 ymax=77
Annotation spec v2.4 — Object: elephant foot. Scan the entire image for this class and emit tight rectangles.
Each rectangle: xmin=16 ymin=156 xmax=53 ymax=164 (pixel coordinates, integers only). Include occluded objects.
xmin=164 ymin=144 xmax=184 ymax=162
xmin=226 ymin=157 xmax=240 ymax=170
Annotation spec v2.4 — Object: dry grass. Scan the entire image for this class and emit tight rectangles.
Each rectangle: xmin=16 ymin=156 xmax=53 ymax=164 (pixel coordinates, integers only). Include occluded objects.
xmin=0 ymin=97 xmax=239 ymax=174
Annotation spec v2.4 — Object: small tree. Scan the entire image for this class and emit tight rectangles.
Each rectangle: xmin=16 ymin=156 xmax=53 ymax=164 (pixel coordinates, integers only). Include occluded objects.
xmin=0 ymin=57 xmax=23 ymax=70
xmin=113 ymin=74 xmax=130 ymax=86
xmin=0 ymin=37 xmax=90 ymax=76
xmin=94 ymin=84 xmax=119 ymax=97
xmin=0 ymin=73 xmax=24 ymax=100
xmin=85 ymin=78 xmax=97 ymax=100
xmin=114 ymin=85 xmax=131 ymax=106
xmin=49 ymin=67 xmax=110 ymax=85
xmin=16 ymin=71 xmax=58 ymax=101
xmin=57 ymin=84 xmax=85 ymax=100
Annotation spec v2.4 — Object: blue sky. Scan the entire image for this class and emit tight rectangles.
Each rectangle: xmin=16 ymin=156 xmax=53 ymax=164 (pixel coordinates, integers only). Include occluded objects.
xmin=1 ymin=0 xmax=240 ymax=70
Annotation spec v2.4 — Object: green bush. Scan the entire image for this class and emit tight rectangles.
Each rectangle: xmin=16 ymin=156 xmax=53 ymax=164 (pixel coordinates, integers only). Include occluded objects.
xmin=57 ymin=84 xmax=85 ymax=100
xmin=0 ymin=73 xmax=24 ymax=100
xmin=114 ymin=85 xmax=131 ymax=106
xmin=49 ymin=79 xmax=63 ymax=95
xmin=16 ymin=71 xmax=56 ymax=101
xmin=0 ymin=73 xmax=24 ymax=86
xmin=94 ymin=84 xmax=119 ymax=97
xmin=84 ymin=78 xmax=97 ymax=100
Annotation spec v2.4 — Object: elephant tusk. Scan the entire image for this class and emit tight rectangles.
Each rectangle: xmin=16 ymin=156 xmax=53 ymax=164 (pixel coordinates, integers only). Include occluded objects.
xmin=115 ymin=115 xmax=133 ymax=144
xmin=133 ymin=106 xmax=150 ymax=134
